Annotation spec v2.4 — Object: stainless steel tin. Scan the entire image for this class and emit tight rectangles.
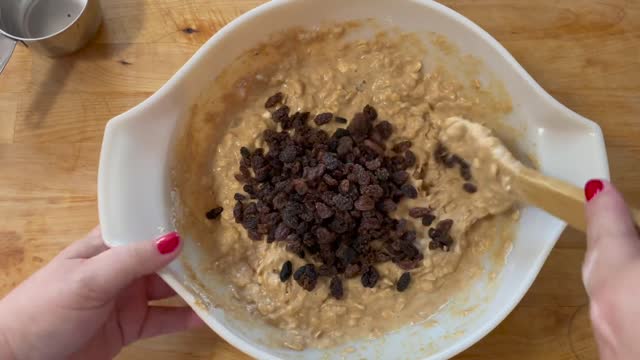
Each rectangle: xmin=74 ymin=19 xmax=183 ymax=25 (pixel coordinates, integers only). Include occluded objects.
xmin=0 ymin=0 xmax=102 ymax=72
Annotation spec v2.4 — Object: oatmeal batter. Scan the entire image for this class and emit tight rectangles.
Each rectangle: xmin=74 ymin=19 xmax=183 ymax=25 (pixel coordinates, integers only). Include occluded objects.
xmin=172 ymin=24 xmax=518 ymax=349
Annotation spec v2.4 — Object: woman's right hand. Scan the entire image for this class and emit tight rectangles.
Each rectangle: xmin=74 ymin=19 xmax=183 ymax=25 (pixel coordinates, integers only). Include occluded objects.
xmin=583 ymin=179 xmax=640 ymax=359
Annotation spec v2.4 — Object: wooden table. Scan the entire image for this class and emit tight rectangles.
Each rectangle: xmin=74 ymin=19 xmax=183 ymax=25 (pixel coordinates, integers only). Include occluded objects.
xmin=1 ymin=0 xmax=638 ymax=358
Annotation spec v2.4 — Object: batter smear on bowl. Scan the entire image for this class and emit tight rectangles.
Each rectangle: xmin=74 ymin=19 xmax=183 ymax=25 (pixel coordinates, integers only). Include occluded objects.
xmin=172 ymin=23 xmax=519 ymax=349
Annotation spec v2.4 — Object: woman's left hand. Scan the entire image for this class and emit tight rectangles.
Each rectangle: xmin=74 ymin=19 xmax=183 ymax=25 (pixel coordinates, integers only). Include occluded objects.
xmin=0 ymin=226 xmax=204 ymax=360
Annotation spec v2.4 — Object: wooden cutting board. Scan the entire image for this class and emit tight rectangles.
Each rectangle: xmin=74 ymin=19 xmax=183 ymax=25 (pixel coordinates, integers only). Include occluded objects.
xmin=2 ymin=0 xmax=639 ymax=358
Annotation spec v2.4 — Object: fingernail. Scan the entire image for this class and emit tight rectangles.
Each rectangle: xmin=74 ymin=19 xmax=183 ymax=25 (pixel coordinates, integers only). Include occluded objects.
xmin=585 ymin=179 xmax=604 ymax=201
xmin=156 ymin=232 xmax=180 ymax=254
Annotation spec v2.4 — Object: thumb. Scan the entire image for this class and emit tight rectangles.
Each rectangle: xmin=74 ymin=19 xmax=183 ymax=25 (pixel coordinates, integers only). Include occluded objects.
xmin=85 ymin=232 xmax=182 ymax=299
xmin=583 ymin=179 xmax=640 ymax=293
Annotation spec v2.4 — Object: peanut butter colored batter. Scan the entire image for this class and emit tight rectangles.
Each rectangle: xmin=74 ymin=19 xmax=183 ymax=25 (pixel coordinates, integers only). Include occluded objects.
xmin=172 ymin=23 xmax=519 ymax=349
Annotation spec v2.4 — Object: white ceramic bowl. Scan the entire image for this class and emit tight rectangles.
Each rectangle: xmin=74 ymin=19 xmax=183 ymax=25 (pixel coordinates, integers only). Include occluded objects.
xmin=98 ymin=0 xmax=609 ymax=359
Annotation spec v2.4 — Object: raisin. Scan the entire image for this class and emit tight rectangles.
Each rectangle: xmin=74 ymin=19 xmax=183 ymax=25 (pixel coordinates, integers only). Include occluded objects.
xmin=272 ymin=105 xmax=290 ymax=123
xmin=401 ymin=184 xmax=418 ymax=199
xmin=265 ymin=92 xmax=283 ymax=108
xmin=354 ymin=196 xmax=375 ymax=211
xmin=421 ymin=214 xmax=436 ymax=226
xmin=240 ymin=147 xmax=251 ymax=158
xmin=392 ymin=140 xmax=412 ymax=153
xmin=374 ymin=121 xmax=393 ymax=140
xmin=409 ymin=207 xmax=431 ymax=218
xmin=233 ymin=201 xmax=243 ymax=223
xmin=206 ymin=207 xmax=224 ymax=220
xmin=391 ymin=171 xmax=409 ymax=185
xmin=363 ymin=104 xmax=378 ymax=121
xmin=361 ymin=184 xmax=384 ymax=199
xmin=316 ymin=202 xmax=334 ymax=219
xmin=332 ymin=194 xmax=353 ymax=211
xmin=460 ymin=163 xmax=472 ymax=181
xmin=361 ymin=265 xmax=379 ymax=288
xmin=347 ymin=113 xmax=372 ymax=141
xmin=330 ymin=276 xmax=344 ymax=300
xmin=335 ymin=116 xmax=348 ymax=124
xmin=365 ymin=158 xmax=382 ymax=170
xmin=396 ymin=272 xmax=411 ymax=292
xmin=279 ymin=145 xmax=298 ymax=163
xmin=463 ymin=182 xmax=477 ymax=193
xmin=437 ymin=219 xmax=454 ymax=234
xmin=314 ymin=112 xmax=333 ymax=126
xmin=404 ymin=150 xmax=417 ymax=167
xmin=380 ymin=199 xmax=397 ymax=213
xmin=336 ymin=136 xmax=354 ymax=156
xmin=293 ymin=264 xmax=318 ymax=291
xmin=234 ymin=193 xmax=246 ymax=201
xmin=279 ymin=260 xmax=292 ymax=282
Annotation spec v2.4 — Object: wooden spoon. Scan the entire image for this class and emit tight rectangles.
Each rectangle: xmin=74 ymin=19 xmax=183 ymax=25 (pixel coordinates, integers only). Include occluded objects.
xmin=438 ymin=116 xmax=640 ymax=232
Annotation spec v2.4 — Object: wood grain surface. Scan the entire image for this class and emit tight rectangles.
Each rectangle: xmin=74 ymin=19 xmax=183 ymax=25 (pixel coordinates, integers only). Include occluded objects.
xmin=2 ymin=0 xmax=638 ymax=358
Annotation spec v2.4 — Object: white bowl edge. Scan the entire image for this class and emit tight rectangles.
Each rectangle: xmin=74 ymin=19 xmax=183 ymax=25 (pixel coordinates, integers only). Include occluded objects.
xmin=98 ymin=1 xmax=610 ymax=359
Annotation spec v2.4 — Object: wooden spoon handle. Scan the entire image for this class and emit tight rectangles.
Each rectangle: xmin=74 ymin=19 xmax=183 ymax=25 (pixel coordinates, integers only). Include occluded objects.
xmin=512 ymin=169 xmax=640 ymax=232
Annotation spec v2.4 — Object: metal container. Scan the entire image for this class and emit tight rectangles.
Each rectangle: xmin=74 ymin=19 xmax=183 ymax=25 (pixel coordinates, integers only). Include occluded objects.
xmin=0 ymin=0 xmax=102 ymax=72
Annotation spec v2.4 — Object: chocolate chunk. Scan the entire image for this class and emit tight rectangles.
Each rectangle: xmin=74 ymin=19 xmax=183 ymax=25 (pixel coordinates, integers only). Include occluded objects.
xmin=361 ymin=265 xmax=379 ymax=288
xmin=293 ymin=264 xmax=318 ymax=291
xmin=279 ymin=260 xmax=292 ymax=282
xmin=396 ymin=272 xmax=411 ymax=292
xmin=206 ymin=207 xmax=224 ymax=220
xmin=463 ymin=182 xmax=477 ymax=193
xmin=314 ymin=112 xmax=333 ymax=126
xmin=265 ymin=92 xmax=283 ymax=108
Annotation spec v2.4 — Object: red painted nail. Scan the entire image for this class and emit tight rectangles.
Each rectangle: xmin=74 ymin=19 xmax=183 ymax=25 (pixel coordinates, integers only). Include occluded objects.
xmin=156 ymin=232 xmax=180 ymax=254
xmin=585 ymin=179 xmax=604 ymax=202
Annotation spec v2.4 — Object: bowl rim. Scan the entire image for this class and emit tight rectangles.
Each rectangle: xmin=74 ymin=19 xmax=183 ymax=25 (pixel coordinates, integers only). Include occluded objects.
xmin=99 ymin=0 xmax=609 ymax=359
